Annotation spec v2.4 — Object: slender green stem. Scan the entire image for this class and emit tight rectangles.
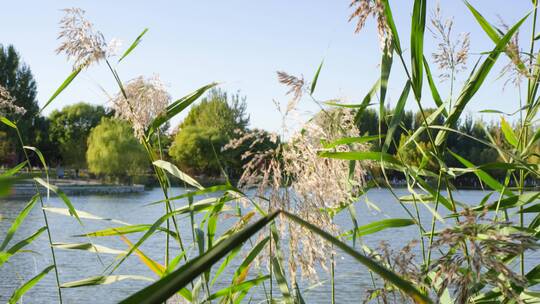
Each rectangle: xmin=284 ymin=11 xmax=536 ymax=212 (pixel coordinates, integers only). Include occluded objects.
xmin=449 ymin=68 xmax=454 ymax=112
xmin=426 ymin=171 xmax=443 ymax=268
xmin=412 ymin=196 xmax=426 ymax=262
xmin=521 ymin=0 xmax=537 ymax=277
xmin=142 ymin=139 xmax=186 ymax=262
xmin=269 ymin=227 xmax=273 ymax=303
xmin=15 ymin=128 xmax=63 ymax=304
xmin=331 ymin=252 xmax=335 ymax=304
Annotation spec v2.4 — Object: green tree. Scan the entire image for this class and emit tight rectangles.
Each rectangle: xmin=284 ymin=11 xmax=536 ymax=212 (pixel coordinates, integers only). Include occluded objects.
xmin=49 ymin=102 xmax=108 ymax=170
xmin=413 ymin=108 xmax=444 ymax=142
xmin=397 ymin=134 xmax=438 ymax=172
xmin=86 ymin=117 xmax=147 ymax=181
xmin=170 ymin=88 xmax=250 ymax=177
xmin=180 ymin=88 xmax=249 ymax=136
xmin=356 ymin=108 xmax=379 ymax=135
xmin=169 ymin=126 xmax=228 ymax=176
xmin=0 ymin=45 xmax=40 ymax=163
xmin=355 ymin=107 xmax=413 ymax=154
xmin=33 ymin=116 xmax=61 ymax=166
xmin=0 ymin=131 xmax=16 ymax=165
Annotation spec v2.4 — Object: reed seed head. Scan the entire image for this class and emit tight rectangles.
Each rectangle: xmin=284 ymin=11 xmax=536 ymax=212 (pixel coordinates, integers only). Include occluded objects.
xmin=230 ymin=106 xmax=370 ymax=283
xmin=276 ymin=71 xmax=305 ymax=114
xmin=498 ymin=17 xmax=534 ymax=88
xmin=111 ymin=75 xmax=170 ymax=141
xmin=431 ymin=209 xmax=538 ymax=302
xmin=430 ymin=3 xmax=470 ymax=81
xmin=56 ymin=7 xmax=120 ymax=69
xmin=0 ymin=84 xmax=26 ymax=116
xmin=349 ymin=0 xmax=391 ymax=51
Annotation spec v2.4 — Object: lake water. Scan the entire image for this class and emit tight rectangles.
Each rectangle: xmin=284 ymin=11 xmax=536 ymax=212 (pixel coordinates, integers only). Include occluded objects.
xmin=0 ymin=188 xmax=538 ymax=303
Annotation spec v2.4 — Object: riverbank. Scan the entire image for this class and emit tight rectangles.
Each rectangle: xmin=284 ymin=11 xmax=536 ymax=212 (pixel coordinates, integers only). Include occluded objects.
xmin=6 ymin=179 xmax=144 ymax=199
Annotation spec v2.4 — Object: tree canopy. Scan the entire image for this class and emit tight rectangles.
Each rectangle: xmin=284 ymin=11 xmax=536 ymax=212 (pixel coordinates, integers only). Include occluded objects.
xmin=49 ymin=102 xmax=109 ymax=169
xmin=86 ymin=117 xmax=147 ymax=180
xmin=180 ymin=88 xmax=249 ymax=136
xmin=169 ymin=126 xmax=228 ymax=176
xmin=0 ymin=45 xmax=40 ymax=163
xmin=170 ymin=88 xmax=250 ymax=177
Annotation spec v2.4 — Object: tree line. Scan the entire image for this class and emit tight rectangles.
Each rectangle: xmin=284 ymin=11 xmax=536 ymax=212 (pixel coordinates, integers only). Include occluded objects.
xmin=0 ymin=45 xmax=274 ymax=182
xmin=1 ymin=44 xmax=537 ymax=185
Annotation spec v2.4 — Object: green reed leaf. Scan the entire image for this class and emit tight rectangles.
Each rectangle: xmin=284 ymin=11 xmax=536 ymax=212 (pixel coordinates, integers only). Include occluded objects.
xmin=343 ymin=218 xmax=416 ymax=239
xmin=449 ymin=150 xmax=514 ymax=196
xmin=0 ymin=194 xmax=38 ymax=251
xmin=43 ymin=207 xmax=129 ymax=225
xmin=380 ymin=40 xmax=393 ymax=113
xmin=521 ymin=203 xmax=540 ymax=214
xmin=353 ymin=78 xmax=381 ymax=124
xmin=8 ymin=265 xmax=54 ymax=304
xmin=1 ymin=161 xmax=28 ymax=177
xmin=110 ymin=196 xmax=242 ymax=274
xmin=429 ymin=125 xmax=537 ymax=178
xmin=383 ymin=81 xmax=411 ymax=153
xmin=211 ymin=212 xmax=255 ymax=285
xmin=41 ymin=67 xmax=81 ymax=113
xmin=149 ymin=184 xmax=235 ymax=205
xmin=410 ymin=0 xmax=426 ymax=100
xmin=206 ymin=275 xmax=270 ymax=301
xmin=526 ymin=128 xmax=540 ymax=151
xmin=403 ymin=103 xmax=446 ymax=147
xmin=74 ymin=224 xmax=178 ymax=240
xmin=272 ymin=256 xmax=294 ymax=304
xmin=464 ymin=0 xmax=528 ymax=75
xmin=233 ymin=236 xmax=269 ymax=282
xmin=147 ymin=82 xmax=218 ymax=137
xmin=0 ymin=116 xmax=17 ymax=129
xmin=23 ymin=146 xmax=48 ymax=172
xmin=34 ymin=177 xmax=80 ymax=223
xmin=319 ymin=151 xmax=400 ymax=165
xmin=61 ymin=275 xmax=153 ymax=288
xmin=210 ymin=247 xmax=240 ymax=286
xmin=153 ymin=160 xmax=203 ymax=189
xmin=478 ymin=192 xmax=540 ymax=212
xmin=118 ymin=28 xmax=148 ymax=63
xmin=380 ymin=0 xmax=401 ymax=54
xmin=501 ymin=116 xmax=519 ymax=148
xmin=321 ymin=135 xmax=382 ymax=149
xmin=423 ymin=56 xmax=446 ymax=115
xmin=435 ymin=14 xmax=529 ymax=146
xmin=52 ymin=242 xmax=126 ymax=255
xmin=310 ymin=59 xmax=324 ymax=94
xmin=464 ymin=1 xmax=499 ymax=41
xmin=119 ymin=211 xmax=279 ymax=304
xmin=282 ymin=211 xmax=432 ymax=303
xmin=0 ymin=226 xmax=47 ymax=266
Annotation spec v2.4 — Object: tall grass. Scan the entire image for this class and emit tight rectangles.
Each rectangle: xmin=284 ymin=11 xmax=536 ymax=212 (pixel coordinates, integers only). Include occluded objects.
xmin=1 ymin=1 xmax=539 ymax=303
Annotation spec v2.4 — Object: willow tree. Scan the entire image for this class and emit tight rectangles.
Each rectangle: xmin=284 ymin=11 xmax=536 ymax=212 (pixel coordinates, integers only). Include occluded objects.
xmin=86 ymin=117 xmax=147 ymax=181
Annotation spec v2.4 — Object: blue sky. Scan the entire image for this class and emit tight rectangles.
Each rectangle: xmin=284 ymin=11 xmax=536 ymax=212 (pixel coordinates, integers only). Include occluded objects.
xmin=0 ymin=1 xmax=534 ymax=131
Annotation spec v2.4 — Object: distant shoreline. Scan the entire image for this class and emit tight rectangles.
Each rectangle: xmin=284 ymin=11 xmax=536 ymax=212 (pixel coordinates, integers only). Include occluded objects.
xmin=4 ymin=177 xmax=538 ymax=200
xmin=5 ymin=180 xmax=145 ymax=199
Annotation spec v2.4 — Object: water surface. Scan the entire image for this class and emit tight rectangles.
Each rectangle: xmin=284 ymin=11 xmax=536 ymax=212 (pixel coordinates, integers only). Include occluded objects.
xmin=0 ymin=188 xmax=537 ymax=303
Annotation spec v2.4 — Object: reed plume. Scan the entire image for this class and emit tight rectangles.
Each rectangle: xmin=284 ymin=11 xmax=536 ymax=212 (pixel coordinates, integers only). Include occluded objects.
xmin=0 ymin=84 xmax=26 ymax=116
xmin=349 ymin=0 xmax=391 ymax=50
xmin=56 ymin=8 xmax=120 ymax=69
xmin=110 ymin=75 xmax=170 ymax=141
xmin=430 ymin=3 xmax=470 ymax=82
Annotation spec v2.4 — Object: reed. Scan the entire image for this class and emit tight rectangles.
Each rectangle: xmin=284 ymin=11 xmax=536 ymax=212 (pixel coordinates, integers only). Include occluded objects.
xmin=1 ymin=1 xmax=539 ymax=303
